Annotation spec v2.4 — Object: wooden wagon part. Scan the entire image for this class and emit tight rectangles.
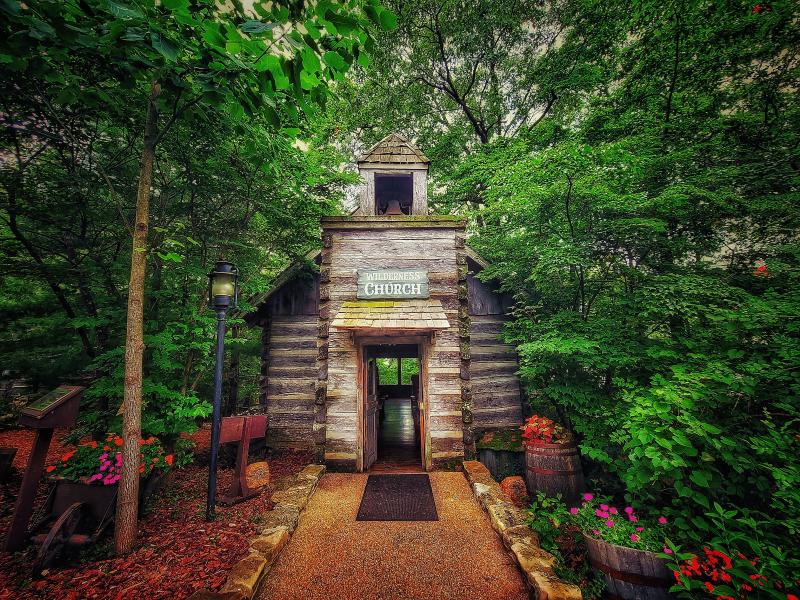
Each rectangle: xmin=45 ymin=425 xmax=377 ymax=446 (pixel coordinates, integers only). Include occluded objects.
xmin=31 ymin=502 xmax=85 ymax=577
xmin=218 ymin=415 xmax=268 ymax=506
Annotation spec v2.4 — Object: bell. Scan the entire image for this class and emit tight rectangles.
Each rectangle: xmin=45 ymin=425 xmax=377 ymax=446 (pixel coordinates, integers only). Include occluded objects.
xmin=384 ymin=198 xmax=404 ymax=215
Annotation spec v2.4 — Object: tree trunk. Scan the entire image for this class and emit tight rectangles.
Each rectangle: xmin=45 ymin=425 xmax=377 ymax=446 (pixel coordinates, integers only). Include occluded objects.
xmin=115 ymin=81 xmax=161 ymax=556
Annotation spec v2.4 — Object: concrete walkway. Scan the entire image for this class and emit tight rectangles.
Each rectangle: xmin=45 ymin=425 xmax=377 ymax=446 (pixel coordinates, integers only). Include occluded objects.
xmin=257 ymin=472 xmax=528 ymax=600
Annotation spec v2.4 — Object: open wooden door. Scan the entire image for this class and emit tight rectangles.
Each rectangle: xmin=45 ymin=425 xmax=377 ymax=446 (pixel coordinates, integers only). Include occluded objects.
xmin=363 ymin=357 xmax=378 ymax=470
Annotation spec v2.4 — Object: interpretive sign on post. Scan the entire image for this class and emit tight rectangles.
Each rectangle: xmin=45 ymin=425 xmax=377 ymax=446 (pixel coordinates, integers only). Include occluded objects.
xmin=5 ymin=385 xmax=83 ymax=551
xmin=357 ymin=269 xmax=429 ymax=299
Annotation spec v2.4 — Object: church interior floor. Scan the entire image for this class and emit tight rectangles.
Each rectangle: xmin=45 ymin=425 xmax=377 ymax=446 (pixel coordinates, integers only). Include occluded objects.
xmin=371 ymin=397 xmax=423 ymax=473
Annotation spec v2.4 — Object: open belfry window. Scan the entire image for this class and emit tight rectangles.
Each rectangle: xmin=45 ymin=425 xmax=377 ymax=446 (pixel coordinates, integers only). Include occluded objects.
xmin=375 ymin=173 xmax=413 ymax=215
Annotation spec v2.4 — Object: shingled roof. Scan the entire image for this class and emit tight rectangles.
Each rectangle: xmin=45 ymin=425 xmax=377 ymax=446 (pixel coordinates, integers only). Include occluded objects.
xmin=330 ymin=299 xmax=450 ymax=331
xmin=357 ymin=133 xmax=430 ymax=165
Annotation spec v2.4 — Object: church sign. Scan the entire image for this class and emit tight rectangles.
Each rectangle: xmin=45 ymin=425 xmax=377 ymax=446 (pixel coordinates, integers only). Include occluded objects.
xmin=357 ymin=269 xmax=429 ymax=299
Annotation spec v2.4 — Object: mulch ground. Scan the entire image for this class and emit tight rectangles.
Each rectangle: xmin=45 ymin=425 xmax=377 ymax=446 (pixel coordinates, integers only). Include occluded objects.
xmin=0 ymin=427 xmax=312 ymax=600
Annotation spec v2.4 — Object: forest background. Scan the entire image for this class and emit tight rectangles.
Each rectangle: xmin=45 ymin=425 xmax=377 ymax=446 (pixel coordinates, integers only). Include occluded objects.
xmin=1 ymin=0 xmax=798 ymax=592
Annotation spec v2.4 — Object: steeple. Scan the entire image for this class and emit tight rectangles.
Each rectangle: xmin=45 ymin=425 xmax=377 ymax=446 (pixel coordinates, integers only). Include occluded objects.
xmin=355 ymin=133 xmax=429 ymax=216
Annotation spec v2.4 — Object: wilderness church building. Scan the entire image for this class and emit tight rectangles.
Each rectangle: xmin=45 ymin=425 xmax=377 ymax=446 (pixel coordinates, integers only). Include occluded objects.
xmin=246 ymin=134 xmax=525 ymax=472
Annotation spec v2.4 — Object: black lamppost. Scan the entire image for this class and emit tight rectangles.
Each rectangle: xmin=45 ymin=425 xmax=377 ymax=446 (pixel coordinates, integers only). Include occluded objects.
xmin=206 ymin=260 xmax=239 ymax=521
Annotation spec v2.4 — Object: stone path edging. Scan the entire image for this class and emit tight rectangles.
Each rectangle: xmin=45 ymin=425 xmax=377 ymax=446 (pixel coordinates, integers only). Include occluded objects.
xmin=189 ymin=464 xmax=326 ymax=600
xmin=462 ymin=461 xmax=583 ymax=600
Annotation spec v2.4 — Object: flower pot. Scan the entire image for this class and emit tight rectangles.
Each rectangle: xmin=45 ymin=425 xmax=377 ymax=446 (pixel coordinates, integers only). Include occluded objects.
xmin=583 ymin=534 xmax=674 ymax=600
xmin=524 ymin=440 xmax=584 ymax=504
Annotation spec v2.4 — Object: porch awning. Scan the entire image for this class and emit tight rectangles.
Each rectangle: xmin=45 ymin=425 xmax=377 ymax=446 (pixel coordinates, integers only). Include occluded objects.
xmin=330 ymin=299 xmax=451 ymax=331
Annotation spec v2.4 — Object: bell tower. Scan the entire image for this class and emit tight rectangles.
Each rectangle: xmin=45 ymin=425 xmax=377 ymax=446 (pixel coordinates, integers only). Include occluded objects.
xmin=355 ymin=133 xmax=430 ymax=216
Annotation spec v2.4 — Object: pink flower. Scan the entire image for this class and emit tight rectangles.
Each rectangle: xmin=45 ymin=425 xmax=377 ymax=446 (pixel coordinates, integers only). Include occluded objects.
xmin=606 ymin=520 xmax=614 ymax=527
xmin=609 ymin=507 xmax=618 ymax=515
xmin=569 ymin=507 xmax=578 ymax=515
xmin=599 ymin=503 xmax=609 ymax=511
xmin=99 ymin=453 xmax=108 ymax=460
xmin=663 ymin=547 xmax=673 ymax=555
xmin=658 ymin=516 xmax=668 ymax=524
xmin=582 ymin=493 xmax=593 ymax=501
xmin=630 ymin=534 xmax=639 ymax=542
xmin=636 ymin=526 xmax=644 ymax=532
xmin=629 ymin=515 xmax=638 ymax=522
xmin=90 ymin=474 xmax=102 ymax=482
xmin=100 ymin=463 xmax=108 ymax=471
xmin=596 ymin=509 xmax=609 ymax=518
xmin=624 ymin=506 xmax=634 ymax=514
xmin=592 ymin=530 xmax=600 ymax=535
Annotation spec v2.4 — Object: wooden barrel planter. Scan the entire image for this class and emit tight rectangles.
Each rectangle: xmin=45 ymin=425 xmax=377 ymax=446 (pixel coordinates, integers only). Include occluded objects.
xmin=584 ymin=534 xmax=674 ymax=600
xmin=524 ymin=440 xmax=584 ymax=503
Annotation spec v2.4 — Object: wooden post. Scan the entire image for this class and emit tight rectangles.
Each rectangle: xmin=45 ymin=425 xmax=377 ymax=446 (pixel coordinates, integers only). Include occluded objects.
xmin=218 ymin=415 xmax=267 ymax=505
xmin=4 ymin=428 xmax=53 ymax=551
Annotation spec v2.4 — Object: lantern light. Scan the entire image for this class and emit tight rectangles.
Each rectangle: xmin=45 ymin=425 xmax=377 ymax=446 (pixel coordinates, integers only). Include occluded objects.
xmin=207 ymin=261 xmax=239 ymax=311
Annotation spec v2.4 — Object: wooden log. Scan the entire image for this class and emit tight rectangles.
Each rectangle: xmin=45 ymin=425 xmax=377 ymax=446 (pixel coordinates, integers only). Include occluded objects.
xmin=583 ymin=535 xmax=673 ymax=600
xmin=524 ymin=441 xmax=585 ymax=504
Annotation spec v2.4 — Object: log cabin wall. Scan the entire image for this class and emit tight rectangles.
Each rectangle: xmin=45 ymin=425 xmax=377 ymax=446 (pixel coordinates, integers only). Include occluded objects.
xmin=260 ymin=274 xmax=319 ymax=449
xmin=321 ymin=216 xmax=466 ymax=471
xmin=467 ymin=272 xmax=525 ymax=430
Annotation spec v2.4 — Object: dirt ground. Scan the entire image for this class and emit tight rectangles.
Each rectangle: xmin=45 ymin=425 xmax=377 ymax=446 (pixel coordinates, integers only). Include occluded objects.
xmin=257 ymin=472 xmax=528 ymax=600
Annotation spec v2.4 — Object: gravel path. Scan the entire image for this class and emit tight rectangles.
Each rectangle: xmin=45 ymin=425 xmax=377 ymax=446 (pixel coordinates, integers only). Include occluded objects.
xmin=257 ymin=472 xmax=528 ymax=600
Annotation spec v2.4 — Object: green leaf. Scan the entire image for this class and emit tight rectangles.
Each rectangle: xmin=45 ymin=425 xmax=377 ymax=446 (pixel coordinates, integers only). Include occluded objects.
xmin=378 ymin=9 xmax=397 ymax=30
xmin=240 ymin=20 xmax=277 ymax=34
xmin=301 ymin=48 xmax=321 ymax=73
xmin=151 ymin=32 xmax=179 ymax=61
xmin=162 ymin=0 xmax=189 ymax=11
xmin=107 ymin=1 xmax=143 ymax=20
xmin=689 ymin=471 xmax=710 ymax=488
xmin=323 ymin=51 xmax=348 ymax=72
xmin=0 ymin=0 xmax=20 ymax=17
xmin=299 ymin=70 xmax=319 ymax=90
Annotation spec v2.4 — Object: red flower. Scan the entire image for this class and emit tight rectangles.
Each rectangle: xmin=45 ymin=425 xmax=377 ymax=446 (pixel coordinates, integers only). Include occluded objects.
xmin=165 ymin=454 xmax=174 ymax=466
xmin=113 ymin=436 xmax=123 ymax=447
xmin=46 ymin=465 xmax=56 ymax=473
xmin=787 ymin=595 xmax=798 ymax=600
xmin=61 ymin=451 xmax=75 ymax=462
xmin=705 ymin=582 xmax=715 ymax=593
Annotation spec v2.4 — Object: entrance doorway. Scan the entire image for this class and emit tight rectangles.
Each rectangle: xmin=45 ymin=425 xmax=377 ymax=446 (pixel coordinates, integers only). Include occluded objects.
xmin=361 ymin=343 xmax=424 ymax=472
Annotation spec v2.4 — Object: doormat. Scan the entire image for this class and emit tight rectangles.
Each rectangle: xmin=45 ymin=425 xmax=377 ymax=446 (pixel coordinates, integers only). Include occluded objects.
xmin=356 ymin=474 xmax=439 ymax=521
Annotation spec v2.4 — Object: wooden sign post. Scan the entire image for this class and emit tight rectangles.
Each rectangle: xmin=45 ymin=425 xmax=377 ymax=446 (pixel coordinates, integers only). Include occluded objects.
xmin=4 ymin=386 xmax=83 ymax=552
xmin=217 ymin=415 xmax=268 ymax=506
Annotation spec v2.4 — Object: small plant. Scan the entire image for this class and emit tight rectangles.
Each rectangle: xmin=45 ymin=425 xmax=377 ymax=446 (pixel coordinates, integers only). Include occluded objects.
xmin=519 ymin=415 xmax=573 ymax=445
xmin=46 ymin=434 xmax=174 ymax=484
xmin=670 ymin=546 xmax=800 ymax=600
xmin=665 ymin=502 xmax=800 ymax=599
xmin=568 ymin=493 xmax=671 ymax=553
xmin=527 ymin=493 xmax=605 ymax=598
